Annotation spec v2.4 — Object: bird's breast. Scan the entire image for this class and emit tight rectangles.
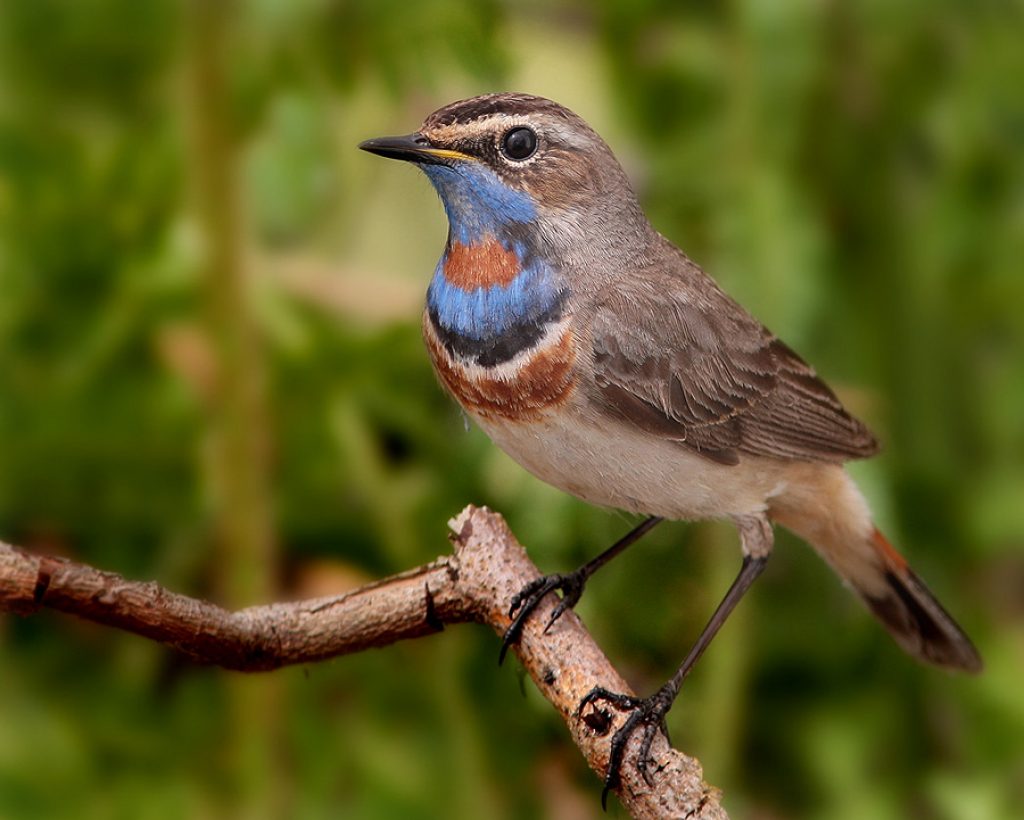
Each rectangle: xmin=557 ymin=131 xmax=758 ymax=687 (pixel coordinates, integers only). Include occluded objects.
xmin=423 ymin=235 xmax=577 ymax=420
xmin=423 ymin=309 xmax=578 ymax=422
xmin=426 ymin=234 xmax=569 ymax=349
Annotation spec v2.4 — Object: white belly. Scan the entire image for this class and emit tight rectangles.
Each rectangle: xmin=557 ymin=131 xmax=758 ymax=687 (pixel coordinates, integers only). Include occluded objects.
xmin=473 ymin=410 xmax=791 ymax=522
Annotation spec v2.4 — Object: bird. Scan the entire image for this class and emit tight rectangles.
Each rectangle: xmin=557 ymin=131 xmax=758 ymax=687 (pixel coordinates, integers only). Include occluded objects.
xmin=359 ymin=92 xmax=982 ymax=797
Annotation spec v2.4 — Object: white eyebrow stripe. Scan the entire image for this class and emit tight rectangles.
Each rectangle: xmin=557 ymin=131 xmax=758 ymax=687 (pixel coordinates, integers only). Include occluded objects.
xmin=423 ymin=115 xmax=516 ymax=144
xmin=423 ymin=113 xmax=596 ymax=153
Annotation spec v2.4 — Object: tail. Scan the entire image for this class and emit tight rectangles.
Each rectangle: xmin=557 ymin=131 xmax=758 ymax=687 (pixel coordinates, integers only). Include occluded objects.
xmin=858 ymin=528 xmax=982 ymax=671
xmin=770 ymin=465 xmax=982 ymax=673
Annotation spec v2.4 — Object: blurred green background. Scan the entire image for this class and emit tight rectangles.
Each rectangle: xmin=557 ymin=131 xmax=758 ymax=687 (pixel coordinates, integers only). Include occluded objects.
xmin=1 ymin=1 xmax=1021 ymax=818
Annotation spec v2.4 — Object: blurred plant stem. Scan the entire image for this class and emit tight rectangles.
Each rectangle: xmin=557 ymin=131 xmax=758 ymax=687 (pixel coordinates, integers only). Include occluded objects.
xmin=694 ymin=524 xmax=750 ymax=792
xmin=687 ymin=7 xmax=764 ymax=787
xmin=187 ymin=1 xmax=281 ymax=815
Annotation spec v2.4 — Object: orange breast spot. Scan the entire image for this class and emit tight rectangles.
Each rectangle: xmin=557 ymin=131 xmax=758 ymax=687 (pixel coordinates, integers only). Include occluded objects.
xmin=443 ymin=239 xmax=520 ymax=290
xmin=423 ymin=313 xmax=577 ymax=421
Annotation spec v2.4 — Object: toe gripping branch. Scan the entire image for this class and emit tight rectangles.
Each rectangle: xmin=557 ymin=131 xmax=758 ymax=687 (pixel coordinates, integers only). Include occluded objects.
xmin=498 ymin=517 xmax=663 ymax=665
xmin=583 ymin=549 xmax=770 ymax=806
xmin=499 ymin=571 xmax=584 ymax=663
xmin=499 ymin=511 xmax=770 ymax=807
xmin=579 ymin=685 xmax=675 ymax=809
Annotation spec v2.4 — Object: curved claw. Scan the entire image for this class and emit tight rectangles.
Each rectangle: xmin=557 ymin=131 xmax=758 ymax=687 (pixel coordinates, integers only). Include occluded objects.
xmin=579 ymin=686 xmax=640 ymax=715
xmin=500 ymin=517 xmax=663 ymax=671
xmin=499 ymin=571 xmax=585 ymax=665
xmin=545 ymin=599 xmax=569 ymax=632
xmin=599 ymin=709 xmax=660 ymax=806
xmin=579 ymin=686 xmax=672 ymax=809
xmin=507 ymin=574 xmax=555 ymax=618
xmin=543 ymin=573 xmax=586 ymax=632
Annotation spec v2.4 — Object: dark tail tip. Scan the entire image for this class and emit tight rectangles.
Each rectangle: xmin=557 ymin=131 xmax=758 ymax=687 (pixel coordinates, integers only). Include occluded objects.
xmin=864 ymin=565 xmax=982 ymax=673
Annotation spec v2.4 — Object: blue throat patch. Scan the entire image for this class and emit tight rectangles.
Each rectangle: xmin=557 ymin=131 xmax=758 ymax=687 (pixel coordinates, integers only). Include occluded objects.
xmin=420 ymin=163 xmax=568 ymax=366
xmin=422 ymin=162 xmax=537 ymax=244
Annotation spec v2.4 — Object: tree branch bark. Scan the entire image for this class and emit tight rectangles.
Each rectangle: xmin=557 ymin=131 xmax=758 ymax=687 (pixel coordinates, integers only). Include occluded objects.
xmin=0 ymin=505 xmax=726 ymax=819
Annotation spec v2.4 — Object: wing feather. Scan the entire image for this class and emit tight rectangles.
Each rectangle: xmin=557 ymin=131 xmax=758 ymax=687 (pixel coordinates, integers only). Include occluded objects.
xmin=589 ymin=277 xmax=879 ymax=465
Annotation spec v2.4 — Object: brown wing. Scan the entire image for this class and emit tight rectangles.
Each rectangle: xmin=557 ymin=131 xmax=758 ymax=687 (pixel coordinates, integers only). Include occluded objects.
xmin=589 ymin=278 xmax=879 ymax=466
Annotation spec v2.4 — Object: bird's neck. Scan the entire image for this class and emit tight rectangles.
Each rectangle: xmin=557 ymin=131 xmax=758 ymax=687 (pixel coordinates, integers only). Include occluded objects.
xmin=422 ymin=163 xmax=537 ymax=243
xmin=425 ymin=232 xmax=568 ymax=368
xmin=419 ymin=163 xmax=569 ymax=366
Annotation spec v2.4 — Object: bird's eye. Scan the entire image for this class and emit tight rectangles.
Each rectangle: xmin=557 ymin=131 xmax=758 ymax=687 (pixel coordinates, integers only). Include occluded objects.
xmin=501 ymin=127 xmax=537 ymax=161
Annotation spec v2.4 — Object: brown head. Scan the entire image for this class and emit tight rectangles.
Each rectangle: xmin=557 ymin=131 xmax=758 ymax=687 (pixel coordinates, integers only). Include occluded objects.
xmin=360 ymin=92 xmax=655 ymax=270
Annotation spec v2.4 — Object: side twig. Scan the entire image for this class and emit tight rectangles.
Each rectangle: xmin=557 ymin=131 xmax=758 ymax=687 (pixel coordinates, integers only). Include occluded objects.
xmin=0 ymin=505 xmax=726 ymax=819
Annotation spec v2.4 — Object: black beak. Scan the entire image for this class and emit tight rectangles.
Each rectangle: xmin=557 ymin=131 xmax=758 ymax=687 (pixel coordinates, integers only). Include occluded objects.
xmin=358 ymin=133 xmax=473 ymax=165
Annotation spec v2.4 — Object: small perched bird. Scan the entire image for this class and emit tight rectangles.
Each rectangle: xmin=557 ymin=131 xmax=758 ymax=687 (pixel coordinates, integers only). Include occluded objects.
xmin=360 ymin=93 xmax=981 ymax=795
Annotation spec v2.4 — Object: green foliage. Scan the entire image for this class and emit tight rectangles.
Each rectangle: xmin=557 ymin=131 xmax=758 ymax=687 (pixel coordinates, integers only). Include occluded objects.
xmin=1 ymin=1 xmax=1021 ymax=817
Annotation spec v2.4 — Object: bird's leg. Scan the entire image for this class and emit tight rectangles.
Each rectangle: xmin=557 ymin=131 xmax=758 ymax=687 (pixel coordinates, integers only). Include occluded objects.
xmin=499 ymin=516 xmax=663 ymax=664
xmin=580 ymin=514 xmax=773 ymax=806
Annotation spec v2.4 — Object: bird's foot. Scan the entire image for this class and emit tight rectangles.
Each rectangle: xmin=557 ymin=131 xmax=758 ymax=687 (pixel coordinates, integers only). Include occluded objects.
xmin=578 ymin=685 xmax=674 ymax=808
xmin=498 ymin=570 xmax=587 ymax=664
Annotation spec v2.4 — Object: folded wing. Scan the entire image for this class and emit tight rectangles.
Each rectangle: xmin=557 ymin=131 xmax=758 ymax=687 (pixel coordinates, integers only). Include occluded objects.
xmin=590 ymin=275 xmax=879 ymax=466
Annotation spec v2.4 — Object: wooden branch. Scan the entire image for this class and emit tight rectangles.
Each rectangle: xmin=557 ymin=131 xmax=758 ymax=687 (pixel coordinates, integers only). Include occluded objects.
xmin=0 ymin=505 xmax=726 ymax=819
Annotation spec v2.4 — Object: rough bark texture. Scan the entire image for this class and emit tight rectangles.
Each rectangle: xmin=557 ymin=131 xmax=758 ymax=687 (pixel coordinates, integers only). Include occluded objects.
xmin=0 ymin=505 xmax=727 ymax=819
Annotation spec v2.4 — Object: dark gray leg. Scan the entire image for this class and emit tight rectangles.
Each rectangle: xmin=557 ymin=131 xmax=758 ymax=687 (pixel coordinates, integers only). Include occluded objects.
xmin=580 ymin=514 xmax=773 ymax=806
xmin=499 ymin=516 xmax=663 ymax=664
